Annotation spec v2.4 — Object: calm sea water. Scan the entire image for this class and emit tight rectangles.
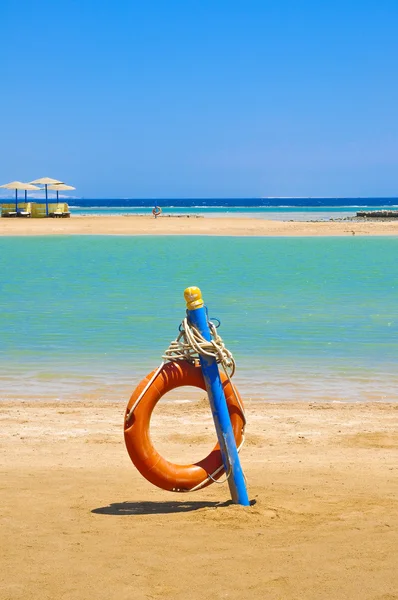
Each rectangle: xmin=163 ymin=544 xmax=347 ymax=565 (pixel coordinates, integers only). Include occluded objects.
xmin=0 ymin=235 xmax=397 ymax=402
xmin=68 ymin=197 xmax=398 ymax=209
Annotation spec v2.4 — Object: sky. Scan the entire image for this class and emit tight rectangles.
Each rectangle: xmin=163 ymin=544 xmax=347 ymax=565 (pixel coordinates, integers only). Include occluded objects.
xmin=1 ymin=0 xmax=398 ymax=198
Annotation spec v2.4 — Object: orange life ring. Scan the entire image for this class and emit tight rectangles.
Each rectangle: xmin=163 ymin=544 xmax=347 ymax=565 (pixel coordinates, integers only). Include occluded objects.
xmin=124 ymin=360 xmax=245 ymax=492
xmin=152 ymin=206 xmax=162 ymax=217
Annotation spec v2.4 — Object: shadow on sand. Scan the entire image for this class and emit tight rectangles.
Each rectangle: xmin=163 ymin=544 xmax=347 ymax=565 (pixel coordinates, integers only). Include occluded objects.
xmin=91 ymin=500 xmax=234 ymax=516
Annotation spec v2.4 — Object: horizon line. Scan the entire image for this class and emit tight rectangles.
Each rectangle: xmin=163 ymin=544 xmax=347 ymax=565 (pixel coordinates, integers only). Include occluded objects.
xmin=44 ymin=195 xmax=398 ymax=200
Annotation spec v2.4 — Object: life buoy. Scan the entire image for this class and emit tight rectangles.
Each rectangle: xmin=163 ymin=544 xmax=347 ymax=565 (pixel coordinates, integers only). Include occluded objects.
xmin=152 ymin=206 xmax=162 ymax=217
xmin=124 ymin=360 xmax=245 ymax=492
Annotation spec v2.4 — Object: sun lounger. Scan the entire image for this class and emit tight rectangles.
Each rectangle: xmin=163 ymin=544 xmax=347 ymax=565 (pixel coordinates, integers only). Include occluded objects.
xmin=50 ymin=202 xmax=71 ymax=218
xmin=1 ymin=203 xmax=18 ymax=217
xmin=17 ymin=203 xmax=32 ymax=217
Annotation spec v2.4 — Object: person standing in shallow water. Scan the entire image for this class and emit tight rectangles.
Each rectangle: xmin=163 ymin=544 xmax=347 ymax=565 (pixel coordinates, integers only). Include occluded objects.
xmin=152 ymin=205 xmax=162 ymax=218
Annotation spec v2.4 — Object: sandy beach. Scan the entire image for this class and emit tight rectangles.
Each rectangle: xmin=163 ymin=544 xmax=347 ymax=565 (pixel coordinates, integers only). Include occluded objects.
xmin=1 ymin=397 xmax=397 ymax=600
xmin=1 ymin=214 xmax=398 ymax=236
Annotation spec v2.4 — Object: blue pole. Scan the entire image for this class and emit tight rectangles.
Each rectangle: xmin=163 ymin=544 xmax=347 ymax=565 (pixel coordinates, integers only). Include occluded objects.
xmin=184 ymin=286 xmax=250 ymax=506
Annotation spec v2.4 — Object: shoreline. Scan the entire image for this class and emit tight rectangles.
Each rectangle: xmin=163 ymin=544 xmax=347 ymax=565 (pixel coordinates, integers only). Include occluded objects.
xmin=1 ymin=214 xmax=398 ymax=236
xmin=2 ymin=373 xmax=398 ymax=404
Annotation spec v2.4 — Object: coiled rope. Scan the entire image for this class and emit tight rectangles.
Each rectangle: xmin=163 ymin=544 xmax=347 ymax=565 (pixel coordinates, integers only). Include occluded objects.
xmin=162 ymin=317 xmax=236 ymax=377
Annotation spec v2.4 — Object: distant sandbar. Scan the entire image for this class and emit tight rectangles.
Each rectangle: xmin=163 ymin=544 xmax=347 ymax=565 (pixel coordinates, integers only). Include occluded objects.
xmin=1 ymin=214 xmax=398 ymax=236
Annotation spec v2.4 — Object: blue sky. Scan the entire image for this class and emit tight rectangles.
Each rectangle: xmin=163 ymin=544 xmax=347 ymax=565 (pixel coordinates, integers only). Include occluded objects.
xmin=1 ymin=0 xmax=397 ymax=198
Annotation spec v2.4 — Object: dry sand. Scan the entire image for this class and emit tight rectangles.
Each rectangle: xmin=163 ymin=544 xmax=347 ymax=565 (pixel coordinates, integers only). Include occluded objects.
xmin=1 ymin=214 xmax=398 ymax=236
xmin=1 ymin=397 xmax=397 ymax=599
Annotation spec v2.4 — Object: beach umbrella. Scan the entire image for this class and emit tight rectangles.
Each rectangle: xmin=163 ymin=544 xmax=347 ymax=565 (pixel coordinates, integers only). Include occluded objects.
xmin=0 ymin=181 xmax=41 ymax=212
xmin=47 ymin=183 xmax=76 ymax=201
xmin=29 ymin=177 xmax=64 ymax=216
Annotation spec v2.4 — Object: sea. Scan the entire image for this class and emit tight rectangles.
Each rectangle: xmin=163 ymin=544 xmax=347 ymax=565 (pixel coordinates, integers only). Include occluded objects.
xmin=1 ymin=197 xmax=397 ymax=403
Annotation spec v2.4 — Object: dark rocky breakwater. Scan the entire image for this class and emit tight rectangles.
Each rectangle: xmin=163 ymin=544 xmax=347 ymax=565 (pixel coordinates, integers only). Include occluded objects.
xmin=356 ymin=210 xmax=398 ymax=218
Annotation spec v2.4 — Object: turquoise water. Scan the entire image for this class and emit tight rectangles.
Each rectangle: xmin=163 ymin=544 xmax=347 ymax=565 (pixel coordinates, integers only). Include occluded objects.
xmin=0 ymin=235 xmax=397 ymax=402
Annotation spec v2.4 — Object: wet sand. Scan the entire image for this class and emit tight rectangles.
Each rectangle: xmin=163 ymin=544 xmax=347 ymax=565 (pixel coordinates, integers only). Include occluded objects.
xmin=1 ymin=214 xmax=398 ymax=236
xmin=1 ymin=398 xmax=397 ymax=599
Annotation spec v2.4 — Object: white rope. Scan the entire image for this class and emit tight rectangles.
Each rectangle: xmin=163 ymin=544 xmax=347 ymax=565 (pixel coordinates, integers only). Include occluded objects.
xmin=162 ymin=317 xmax=236 ymax=376
xmin=175 ymin=437 xmax=246 ymax=492
xmin=125 ymin=362 xmax=165 ymax=425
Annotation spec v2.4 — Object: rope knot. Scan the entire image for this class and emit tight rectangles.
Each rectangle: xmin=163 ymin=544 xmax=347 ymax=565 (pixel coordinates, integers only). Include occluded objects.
xmin=162 ymin=317 xmax=236 ymax=377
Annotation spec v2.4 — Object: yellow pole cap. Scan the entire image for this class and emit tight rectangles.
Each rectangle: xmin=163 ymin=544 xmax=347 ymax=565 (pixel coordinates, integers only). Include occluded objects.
xmin=184 ymin=286 xmax=204 ymax=310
